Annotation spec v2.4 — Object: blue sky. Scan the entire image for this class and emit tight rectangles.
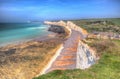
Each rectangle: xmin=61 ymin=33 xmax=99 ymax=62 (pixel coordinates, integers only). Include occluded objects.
xmin=0 ymin=0 xmax=120 ymax=22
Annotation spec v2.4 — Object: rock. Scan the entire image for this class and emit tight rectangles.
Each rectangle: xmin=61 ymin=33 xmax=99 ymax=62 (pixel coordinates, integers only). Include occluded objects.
xmin=44 ymin=20 xmax=88 ymax=37
xmin=48 ymin=25 xmax=65 ymax=34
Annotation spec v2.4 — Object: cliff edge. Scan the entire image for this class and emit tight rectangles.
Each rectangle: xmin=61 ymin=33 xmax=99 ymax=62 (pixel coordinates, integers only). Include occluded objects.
xmin=42 ymin=21 xmax=97 ymax=74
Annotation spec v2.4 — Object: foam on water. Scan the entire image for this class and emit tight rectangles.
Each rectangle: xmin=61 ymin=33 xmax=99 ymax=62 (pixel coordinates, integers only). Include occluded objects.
xmin=0 ymin=23 xmax=50 ymax=46
xmin=27 ymin=25 xmax=49 ymax=30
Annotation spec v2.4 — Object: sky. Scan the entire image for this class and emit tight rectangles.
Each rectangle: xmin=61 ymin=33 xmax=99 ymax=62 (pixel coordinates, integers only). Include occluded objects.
xmin=0 ymin=0 xmax=120 ymax=22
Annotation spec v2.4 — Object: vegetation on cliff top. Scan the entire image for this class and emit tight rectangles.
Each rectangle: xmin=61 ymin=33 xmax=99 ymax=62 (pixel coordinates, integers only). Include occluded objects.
xmin=71 ymin=18 xmax=120 ymax=34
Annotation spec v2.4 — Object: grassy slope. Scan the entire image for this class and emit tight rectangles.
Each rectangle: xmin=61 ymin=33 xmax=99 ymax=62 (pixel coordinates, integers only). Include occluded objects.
xmin=34 ymin=39 xmax=120 ymax=79
xmin=34 ymin=18 xmax=120 ymax=79
xmin=0 ymin=40 xmax=62 ymax=79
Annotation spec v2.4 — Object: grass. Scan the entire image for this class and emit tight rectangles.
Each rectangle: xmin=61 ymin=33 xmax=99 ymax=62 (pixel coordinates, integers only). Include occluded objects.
xmin=0 ymin=39 xmax=62 ymax=79
xmin=71 ymin=18 xmax=120 ymax=26
xmin=33 ymin=39 xmax=120 ymax=79
xmin=71 ymin=18 xmax=120 ymax=33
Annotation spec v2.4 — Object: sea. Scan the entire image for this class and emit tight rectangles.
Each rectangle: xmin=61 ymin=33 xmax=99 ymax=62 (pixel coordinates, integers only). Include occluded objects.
xmin=0 ymin=23 xmax=50 ymax=46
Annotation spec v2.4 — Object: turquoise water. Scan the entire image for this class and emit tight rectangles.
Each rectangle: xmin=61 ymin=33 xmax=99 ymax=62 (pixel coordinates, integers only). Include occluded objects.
xmin=0 ymin=23 xmax=50 ymax=46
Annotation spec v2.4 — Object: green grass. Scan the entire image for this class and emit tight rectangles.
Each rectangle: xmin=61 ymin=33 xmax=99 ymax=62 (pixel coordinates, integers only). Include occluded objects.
xmin=33 ymin=39 xmax=120 ymax=79
xmin=71 ymin=18 xmax=120 ymax=33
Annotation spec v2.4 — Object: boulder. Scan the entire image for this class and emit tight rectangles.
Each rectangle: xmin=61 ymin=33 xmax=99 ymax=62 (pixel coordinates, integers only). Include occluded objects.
xmin=48 ymin=25 xmax=65 ymax=34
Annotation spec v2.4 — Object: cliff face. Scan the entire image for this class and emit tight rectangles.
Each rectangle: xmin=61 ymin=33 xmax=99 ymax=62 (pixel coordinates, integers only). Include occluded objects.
xmin=45 ymin=21 xmax=88 ymax=37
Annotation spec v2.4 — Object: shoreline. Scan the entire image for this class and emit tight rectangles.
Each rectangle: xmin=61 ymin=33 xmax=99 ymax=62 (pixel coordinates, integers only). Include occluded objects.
xmin=0 ymin=32 xmax=56 ymax=48
xmin=0 ymin=29 xmax=64 ymax=79
xmin=0 ymin=23 xmax=51 ymax=48
xmin=0 ymin=22 xmax=70 ymax=79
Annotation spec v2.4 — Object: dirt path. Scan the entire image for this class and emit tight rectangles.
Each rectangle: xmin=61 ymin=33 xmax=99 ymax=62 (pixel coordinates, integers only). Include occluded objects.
xmin=45 ymin=30 xmax=83 ymax=73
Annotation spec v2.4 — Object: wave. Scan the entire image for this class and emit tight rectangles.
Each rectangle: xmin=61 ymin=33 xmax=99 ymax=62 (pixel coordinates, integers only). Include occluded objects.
xmin=0 ymin=23 xmax=50 ymax=46
xmin=27 ymin=26 xmax=49 ymax=30
xmin=28 ymin=27 xmax=45 ymax=30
